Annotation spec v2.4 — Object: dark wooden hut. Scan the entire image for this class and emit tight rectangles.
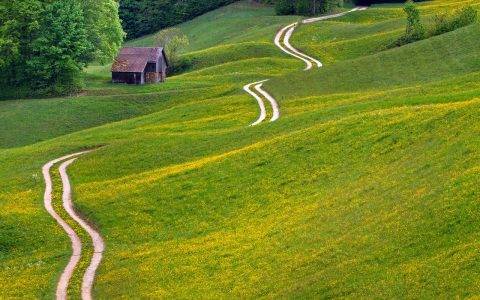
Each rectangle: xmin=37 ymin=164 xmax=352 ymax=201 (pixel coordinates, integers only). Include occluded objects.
xmin=111 ymin=47 xmax=169 ymax=84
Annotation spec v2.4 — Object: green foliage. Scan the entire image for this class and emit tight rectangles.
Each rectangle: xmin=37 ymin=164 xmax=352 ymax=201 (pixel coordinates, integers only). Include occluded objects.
xmin=0 ymin=0 xmax=124 ymax=97
xmin=275 ymin=0 xmax=344 ymax=16
xmin=155 ymin=28 xmax=191 ymax=74
xmin=0 ymin=0 xmax=42 ymax=84
xmin=27 ymin=0 xmax=91 ymax=94
xmin=81 ymin=0 xmax=125 ymax=64
xmin=393 ymin=2 xmax=477 ymax=48
xmin=119 ymin=0 xmax=237 ymax=39
xmin=392 ymin=0 xmax=425 ymax=47
xmin=296 ymin=0 xmax=312 ymax=15
xmin=319 ymin=0 xmax=344 ymax=14
xmin=276 ymin=0 xmax=296 ymax=15
xmin=403 ymin=0 xmax=425 ymax=42
xmin=432 ymin=6 xmax=478 ymax=36
xmin=3 ymin=1 xmax=480 ymax=298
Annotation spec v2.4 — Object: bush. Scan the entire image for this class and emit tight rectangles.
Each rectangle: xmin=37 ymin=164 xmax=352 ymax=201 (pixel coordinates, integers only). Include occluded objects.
xmin=432 ymin=6 xmax=478 ymax=36
xmin=155 ymin=28 xmax=190 ymax=72
xmin=391 ymin=0 xmax=425 ymax=47
xmin=276 ymin=0 xmax=295 ymax=15
xmin=404 ymin=0 xmax=425 ymax=43
xmin=392 ymin=2 xmax=478 ymax=48
xmin=319 ymin=0 xmax=344 ymax=14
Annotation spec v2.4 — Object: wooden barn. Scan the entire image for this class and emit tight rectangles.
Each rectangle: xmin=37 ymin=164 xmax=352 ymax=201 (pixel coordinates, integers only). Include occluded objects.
xmin=111 ymin=47 xmax=169 ymax=84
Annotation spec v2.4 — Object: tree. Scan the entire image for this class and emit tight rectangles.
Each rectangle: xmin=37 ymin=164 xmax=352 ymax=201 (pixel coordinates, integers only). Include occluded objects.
xmin=404 ymin=0 xmax=425 ymax=42
xmin=155 ymin=28 xmax=190 ymax=68
xmin=296 ymin=0 xmax=312 ymax=15
xmin=0 ymin=0 xmax=43 ymax=84
xmin=0 ymin=0 xmax=124 ymax=96
xmin=81 ymin=0 xmax=125 ymax=64
xmin=319 ymin=0 xmax=343 ymax=14
xmin=27 ymin=0 xmax=91 ymax=93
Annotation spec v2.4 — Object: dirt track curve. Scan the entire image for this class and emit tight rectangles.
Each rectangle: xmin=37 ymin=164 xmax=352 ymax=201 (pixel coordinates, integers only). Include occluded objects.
xmin=244 ymin=7 xmax=367 ymax=125
xmin=43 ymin=151 xmax=104 ymax=300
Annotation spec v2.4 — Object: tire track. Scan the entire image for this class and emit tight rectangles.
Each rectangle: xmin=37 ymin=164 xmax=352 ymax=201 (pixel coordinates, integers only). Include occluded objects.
xmin=243 ymin=80 xmax=268 ymax=126
xmin=283 ymin=24 xmax=322 ymax=69
xmin=59 ymin=158 xmax=104 ymax=300
xmin=244 ymin=7 xmax=366 ymax=125
xmin=302 ymin=7 xmax=367 ymax=24
xmin=254 ymin=81 xmax=280 ymax=122
xmin=43 ymin=150 xmax=103 ymax=300
xmin=275 ymin=22 xmax=316 ymax=71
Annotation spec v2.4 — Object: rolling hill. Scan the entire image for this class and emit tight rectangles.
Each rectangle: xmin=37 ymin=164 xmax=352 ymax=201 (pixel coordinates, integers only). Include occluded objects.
xmin=1 ymin=0 xmax=480 ymax=298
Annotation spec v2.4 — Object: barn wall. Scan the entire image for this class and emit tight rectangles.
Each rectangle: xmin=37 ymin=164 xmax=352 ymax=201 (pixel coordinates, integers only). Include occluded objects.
xmin=112 ymin=72 xmax=144 ymax=84
xmin=146 ymin=72 xmax=160 ymax=83
xmin=145 ymin=63 xmax=156 ymax=73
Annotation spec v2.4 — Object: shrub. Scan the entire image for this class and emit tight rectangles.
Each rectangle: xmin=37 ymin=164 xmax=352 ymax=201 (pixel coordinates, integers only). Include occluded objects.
xmin=404 ymin=0 xmax=425 ymax=43
xmin=155 ymin=28 xmax=190 ymax=72
xmin=432 ymin=6 xmax=478 ymax=36
xmin=319 ymin=0 xmax=344 ymax=14
xmin=391 ymin=0 xmax=425 ymax=47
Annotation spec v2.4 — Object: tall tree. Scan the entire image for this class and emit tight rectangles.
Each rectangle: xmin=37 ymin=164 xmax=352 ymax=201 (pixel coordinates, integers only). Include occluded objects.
xmin=0 ymin=0 xmax=124 ymax=96
xmin=0 ymin=0 xmax=43 ymax=84
xmin=81 ymin=0 xmax=125 ymax=64
xmin=27 ymin=0 xmax=91 ymax=92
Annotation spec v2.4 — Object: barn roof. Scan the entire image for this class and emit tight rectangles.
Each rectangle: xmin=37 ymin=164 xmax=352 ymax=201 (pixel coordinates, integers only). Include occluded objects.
xmin=111 ymin=47 xmax=168 ymax=73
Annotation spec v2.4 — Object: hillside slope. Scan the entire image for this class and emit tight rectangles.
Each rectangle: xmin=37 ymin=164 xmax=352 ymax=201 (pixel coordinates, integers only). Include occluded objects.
xmin=1 ymin=0 xmax=480 ymax=298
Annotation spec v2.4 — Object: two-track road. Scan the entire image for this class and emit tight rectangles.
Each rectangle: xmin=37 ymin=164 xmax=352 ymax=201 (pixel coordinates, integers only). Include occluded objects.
xmin=43 ymin=151 xmax=104 ymax=300
xmin=245 ymin=7 xmax=367 ymax=126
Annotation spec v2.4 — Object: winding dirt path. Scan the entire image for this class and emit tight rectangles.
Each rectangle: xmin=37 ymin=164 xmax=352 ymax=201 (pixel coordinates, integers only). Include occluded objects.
xmin=283 ymin=7 xmax=368 ymax=70
xmin=43 ymin=151 xmax=103 ymax=300
xmin=283 ymin=24 xmax=323 ymax=69
xmin=254 ymin=82 xmax=280 ymax=122
xmin=302 ymin=7 xmax=367 ymax=24
xmin=243 ymin=80 xmax=268 ymax=126
xmin=244 ymin=7 xmax=366 ymax=125
xmin=59 ymin=158 xmax=104 ymax=300
xmin=274 ymin=23 xmax=315 ymax=71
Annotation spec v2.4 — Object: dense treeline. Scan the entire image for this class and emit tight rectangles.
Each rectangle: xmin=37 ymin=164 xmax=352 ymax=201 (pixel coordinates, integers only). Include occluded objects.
xmin=275 ymin=0 xmax=344 ymax=15
xmin=255 ymin=0 xmax=344 ymax=16
xmin=0 ymin=0 xmax=124 ymax=97
xmin=120 ymin=0 xmax=237 ymax=39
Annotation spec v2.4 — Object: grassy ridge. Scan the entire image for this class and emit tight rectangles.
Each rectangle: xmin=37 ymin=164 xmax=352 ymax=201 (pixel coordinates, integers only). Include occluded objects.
xmin=1 ymin=0 xmax=480 ymax=297
xmin=271 ymin=23 xmax=480 ymax=98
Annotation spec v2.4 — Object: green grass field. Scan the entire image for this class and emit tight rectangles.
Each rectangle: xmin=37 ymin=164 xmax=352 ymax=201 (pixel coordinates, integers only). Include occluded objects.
xmin=1 ymin=0 xmax=480 ymax=298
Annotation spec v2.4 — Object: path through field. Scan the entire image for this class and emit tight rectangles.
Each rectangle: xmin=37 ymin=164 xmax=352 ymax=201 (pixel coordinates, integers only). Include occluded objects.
xmin=42 ymin=151 xmax=103 ymax=300
xmin=244 ymin=7 xmax=367 ymax=126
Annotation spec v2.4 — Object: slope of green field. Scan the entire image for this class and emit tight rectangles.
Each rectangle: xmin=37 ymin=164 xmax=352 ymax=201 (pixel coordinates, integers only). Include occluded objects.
xmin=1 ymin=0 xmax=480 ymax=298
xmin=0 ymin=2 xmax=299 ymax=149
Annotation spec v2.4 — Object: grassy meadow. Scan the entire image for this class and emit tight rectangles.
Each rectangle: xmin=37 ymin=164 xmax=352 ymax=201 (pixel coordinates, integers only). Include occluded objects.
xmin=1 ymin=0 xmax=480 ymax=298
